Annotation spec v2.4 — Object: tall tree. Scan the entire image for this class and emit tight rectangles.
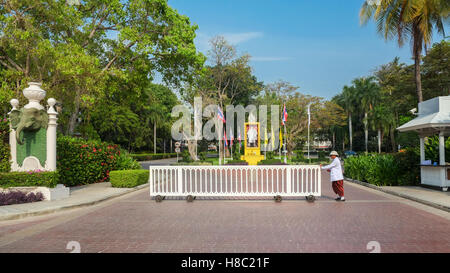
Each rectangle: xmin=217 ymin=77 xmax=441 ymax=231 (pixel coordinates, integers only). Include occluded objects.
xmin=370 ymin=105 xmax=394 ymax=153
xmin=336 ymin=85 xmax=358 ymax=151
xmin=0 ymin=0 xmax=205 ymax=135
xmin=353 ymin=77 xmax=380 ymax=153
xmin=360 ymin=0 xmax=449 ymax=103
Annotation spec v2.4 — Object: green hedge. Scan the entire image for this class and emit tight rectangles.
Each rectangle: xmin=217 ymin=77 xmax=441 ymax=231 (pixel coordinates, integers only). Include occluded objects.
xmin=0 ymin=171 xmax=58 ymax=188
xmin=129 ymin=153 xmax=177 ymax=161
xmin=57 ymin=136 xmax=121 ymax=186
xmin=110 ymin=170 xmax=149 ymax=188
xmin=0 ymin=141 xmax=10 ymax=173
xmin=226 ymin=160 xmax=248 ymax=165
xmin=0 ymin=118 xmax=10 ymax=173
xmin=258 ymin=159 xmax=284 ymax=165
xmin=344 ymin=149 xmax=420 ymax=186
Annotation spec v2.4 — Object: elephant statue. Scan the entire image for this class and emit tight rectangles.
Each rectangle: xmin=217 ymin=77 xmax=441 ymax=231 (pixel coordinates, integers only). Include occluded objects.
xmin=10 ymin=108 xmax=49 ymax=145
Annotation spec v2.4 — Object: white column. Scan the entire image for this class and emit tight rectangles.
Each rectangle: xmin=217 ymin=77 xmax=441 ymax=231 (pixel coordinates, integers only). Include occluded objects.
xmin=46 ymin=98 xmax=58 ymax=171
xmin=419 ymin=137 xmax=425 ymax=163
xmin=9 ymin=99 xmax=19 ymax=171
xmin=439 ymin=132 xmax=445 ymax=166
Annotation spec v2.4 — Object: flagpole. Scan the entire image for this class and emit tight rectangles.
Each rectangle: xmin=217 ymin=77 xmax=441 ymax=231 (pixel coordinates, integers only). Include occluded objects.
xmin=230 ymin=129 xmax=233 ymax=161
xmin=219 ymin=121 xmax=222 ymax=166
xmin=307 ymin=103 xmax=311 ymax=163
xmin=283 ymin=123 xmax=287 ymax=164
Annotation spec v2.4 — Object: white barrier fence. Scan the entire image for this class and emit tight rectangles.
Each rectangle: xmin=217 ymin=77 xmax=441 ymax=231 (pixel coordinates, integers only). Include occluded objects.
xmin=149 ymin=165 xmax=321 ymax=200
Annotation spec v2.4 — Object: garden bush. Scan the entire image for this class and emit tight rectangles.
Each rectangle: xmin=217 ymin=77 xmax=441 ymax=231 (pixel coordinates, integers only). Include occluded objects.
xmin=114 ymin=151 xmax=142 ymax=170
xmin=0 ymin=141 xmax=10 ymax=173
xmin=0 ymin=171 xmax=58 ymax=188
xmin=318 ymin=150 xmax=327 ymax=160
xmin=292 ymin=150 xmax=305 ymax=162
xmin=0 ymin=191 xmax=44 ymax=206
xmin=258 ymin=159 xmax=284 ymax=165
xmin=199 ymin=152 xmax=207 ymax=161
xmin=0 ymin=118 xmax=10 ymax=173
xmin=110 ymin=170 xmax=149 ymax=188
xmin=344 ymin=150 xmax=420 ymax=186
xmin=181 ymin=149 xmax=193 ymax=163
xmin=57 ymin=136 xmax=121 ymax=186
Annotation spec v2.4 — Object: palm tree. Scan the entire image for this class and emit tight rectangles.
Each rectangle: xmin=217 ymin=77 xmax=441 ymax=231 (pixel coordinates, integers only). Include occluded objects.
xmin=360 ymin=0 xmax=449 ymax=103
xmin=370 ymin=105 xmax=393 ymax=153
xmin=339 ymin=86 xmax=358 ymax=151
xmin=353 ymin=77 xmax=380 ymax=153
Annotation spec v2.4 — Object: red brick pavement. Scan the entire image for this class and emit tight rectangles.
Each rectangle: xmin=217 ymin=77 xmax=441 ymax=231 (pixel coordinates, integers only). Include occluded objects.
xmin=0 ymin=170 xmax=449 ymax=253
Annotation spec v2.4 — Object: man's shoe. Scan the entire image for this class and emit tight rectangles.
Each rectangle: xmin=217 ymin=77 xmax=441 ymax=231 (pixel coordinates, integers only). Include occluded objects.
xmin=335 ymin=197 xmax=341 ymax=201
xmin=340 ymin=197 xmax=346 ymax=202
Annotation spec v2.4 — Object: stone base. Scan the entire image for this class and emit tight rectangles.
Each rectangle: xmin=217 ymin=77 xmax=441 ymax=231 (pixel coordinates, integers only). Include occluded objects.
xmin=0 ymin=184 xmax=70 ymax=201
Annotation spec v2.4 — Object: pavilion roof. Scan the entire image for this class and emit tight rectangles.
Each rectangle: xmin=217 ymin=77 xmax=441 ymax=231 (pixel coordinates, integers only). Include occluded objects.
xmin=397 ymin=96 xmax=450 ymax=132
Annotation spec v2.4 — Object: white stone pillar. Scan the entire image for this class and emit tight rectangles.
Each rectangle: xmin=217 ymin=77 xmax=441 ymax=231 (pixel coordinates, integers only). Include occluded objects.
xmin=8 ymin=99 xmax=19 ymax=171
xmin=419 ymin=137 xmax=425 ymax=163
xmin=46 ymin=98 xmax=58 ymax=171
xmin=439 ymin=132 xmax=445 ymax=166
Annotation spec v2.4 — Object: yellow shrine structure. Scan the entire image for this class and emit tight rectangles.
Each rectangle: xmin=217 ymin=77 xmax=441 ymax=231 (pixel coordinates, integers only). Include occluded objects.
xmin=241 ymin=120 xmax=264 ymax=165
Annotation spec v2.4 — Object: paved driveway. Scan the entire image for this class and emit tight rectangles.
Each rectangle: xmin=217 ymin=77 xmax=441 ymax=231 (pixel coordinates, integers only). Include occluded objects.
xmin=139 ymin=158 xmax=177 ymax=170
xmin=0 ymin=170 xmax=449 ymax=253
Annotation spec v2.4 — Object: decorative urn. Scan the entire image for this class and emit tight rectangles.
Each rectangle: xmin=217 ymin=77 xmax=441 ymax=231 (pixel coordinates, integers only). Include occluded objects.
xmin=23 ymin=82 xmax=46 ymax=110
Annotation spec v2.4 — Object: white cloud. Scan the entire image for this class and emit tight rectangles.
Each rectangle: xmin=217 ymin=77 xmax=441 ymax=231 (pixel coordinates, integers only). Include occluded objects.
xmin=222 ymin=32 xmax=264 ymax=45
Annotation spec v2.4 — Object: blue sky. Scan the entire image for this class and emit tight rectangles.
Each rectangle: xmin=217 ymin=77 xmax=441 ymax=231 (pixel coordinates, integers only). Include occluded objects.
xmin=168 ymin=0 xmax=448 ymax=100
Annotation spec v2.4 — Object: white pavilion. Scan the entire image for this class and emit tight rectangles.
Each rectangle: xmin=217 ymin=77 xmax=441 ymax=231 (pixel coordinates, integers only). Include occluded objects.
xmin=397 ymin=96 xmax=450 ymax=191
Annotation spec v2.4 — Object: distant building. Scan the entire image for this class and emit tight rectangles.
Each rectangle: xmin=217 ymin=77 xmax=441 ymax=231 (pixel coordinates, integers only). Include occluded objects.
xmin=304 ymin=139 xmax=332 ymax=151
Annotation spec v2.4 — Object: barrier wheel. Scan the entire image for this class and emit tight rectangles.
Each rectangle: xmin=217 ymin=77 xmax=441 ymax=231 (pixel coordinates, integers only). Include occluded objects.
xmin=306 ymin=195 xmax=315 ymax=203
xmin=274 ymin=195 xmax=282 ymax=203
xmin=155 ymin=195 xmax=163 ymax=203
xmin=186 ymin=195 xmax=195 ymax=202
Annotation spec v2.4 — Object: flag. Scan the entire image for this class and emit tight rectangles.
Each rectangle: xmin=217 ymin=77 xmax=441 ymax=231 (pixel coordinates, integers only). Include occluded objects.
xmin=279 ymin=129 xmax=283 ymax=148
xmin=238 ymin=127 xmax=241 ymax=145
xmin=281 ymin=104 xmax=288 ymax=125
xmin=224 ymin=130 xmax=228 ymax=147
xmin=271 ymin=127 xmax=275 ymax=148
xmin=230 ymin=128 xmax=234 ymax=146
xmin=217 ymin=107 xmax=226 ymax=123
xmin=264 ymin=127 xmax=268 ymax=145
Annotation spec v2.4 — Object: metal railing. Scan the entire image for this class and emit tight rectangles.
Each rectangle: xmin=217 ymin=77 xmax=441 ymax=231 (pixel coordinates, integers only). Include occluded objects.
xmin=149 ymin=165 xmax=321 ymax=200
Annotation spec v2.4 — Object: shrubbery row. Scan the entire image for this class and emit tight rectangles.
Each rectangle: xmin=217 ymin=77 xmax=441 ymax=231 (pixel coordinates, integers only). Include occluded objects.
xmin=129 ymin=153 xmax=176 ymax=161
xmin=0 ymin=171 xmax=58 ymax=188
xmin=344 ymin=149 xmax=420 ymax=186
xmin=109 ymin=170 xmax=149 ymax=188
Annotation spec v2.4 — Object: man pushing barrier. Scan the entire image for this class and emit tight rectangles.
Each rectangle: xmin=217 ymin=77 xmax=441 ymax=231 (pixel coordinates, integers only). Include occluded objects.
xmin=320 ymin=151 xmax=345 ymax=202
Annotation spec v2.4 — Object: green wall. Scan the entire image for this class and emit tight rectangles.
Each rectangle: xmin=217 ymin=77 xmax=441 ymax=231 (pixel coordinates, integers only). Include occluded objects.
xmin=17 ymin=128 xmax=46 ymax=167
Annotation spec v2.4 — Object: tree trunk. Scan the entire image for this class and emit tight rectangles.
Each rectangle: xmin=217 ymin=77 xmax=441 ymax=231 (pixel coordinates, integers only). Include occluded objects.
xmin=364 ymin=112 xmax=368 ymax=154
xmin=348 ymin=114 xmax=353 ymax=151
xmin=67 ymin=88 xmax=81 ymax=136
xmin=332 ymin=131 xmax=335 ymax=150
xmin=413 ymin=24 xmax=423 ymax=103
xmin=378 ymin=129 xmax=381 ymax=154
xmin=390 ymin=126 xmax=396 ymax=152
xmin=153 ymin=122 xmax=156 ymax=154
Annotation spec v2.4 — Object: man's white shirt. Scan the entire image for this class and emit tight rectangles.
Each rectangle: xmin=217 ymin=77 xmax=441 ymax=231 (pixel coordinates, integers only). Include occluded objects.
xmin=321 ymin=157 xmax=344 ymax=182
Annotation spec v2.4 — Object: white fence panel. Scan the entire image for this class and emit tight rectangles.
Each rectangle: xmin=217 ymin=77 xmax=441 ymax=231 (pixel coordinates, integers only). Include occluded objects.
xmin=149 ymin=165 xmax=321 ymax=199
